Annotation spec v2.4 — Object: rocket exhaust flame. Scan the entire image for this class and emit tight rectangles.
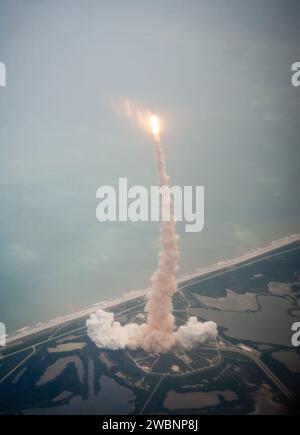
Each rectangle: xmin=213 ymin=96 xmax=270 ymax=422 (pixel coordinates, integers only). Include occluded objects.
xmin=150 ymin=114 xmax=160 ymax=138
xmin=87 ymin=105 xmax=217 ymax=353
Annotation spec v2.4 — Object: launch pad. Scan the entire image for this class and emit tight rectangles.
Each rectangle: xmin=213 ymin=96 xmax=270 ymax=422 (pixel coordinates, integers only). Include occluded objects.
xmin=126 ymin=338 xmax=221 ymax=377
xmin=121 ymin=288 xmax=221 ymax=376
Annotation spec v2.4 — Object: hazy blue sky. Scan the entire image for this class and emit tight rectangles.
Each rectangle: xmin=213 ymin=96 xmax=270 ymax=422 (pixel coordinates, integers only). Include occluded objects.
xmin=0 ymin=0 xmax=299 ymax=332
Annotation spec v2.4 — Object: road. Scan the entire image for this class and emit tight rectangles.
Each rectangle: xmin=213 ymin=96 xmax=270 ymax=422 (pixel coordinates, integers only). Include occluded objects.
xmin=0 ymin=346 xmax=36 ymax=385
xmin=181 ymin=245 xmax=300 ymax=290
xmin=219 ymin=344 xmax=295 ymax=402
xmin=135 ymin=340 xmax=295 ymax=414
xmin=0 ymin=301 xmax=145 ymax=383
xmin=5 ymin=237 xmax=299 ymax=347
xmin=1 ymin=243 xmax=298 ymax=405
xmin=139 ymin=374 xmax=166 ymax=415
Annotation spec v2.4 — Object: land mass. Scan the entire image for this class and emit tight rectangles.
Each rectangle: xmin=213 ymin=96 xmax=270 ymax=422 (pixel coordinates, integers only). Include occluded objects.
xmin=0 ymin=234 xmax=300 ymax=414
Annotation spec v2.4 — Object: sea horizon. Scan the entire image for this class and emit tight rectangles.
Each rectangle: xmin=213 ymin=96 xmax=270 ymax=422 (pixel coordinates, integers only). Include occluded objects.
xmin=4 ymin=232 xmax=300 ymax=345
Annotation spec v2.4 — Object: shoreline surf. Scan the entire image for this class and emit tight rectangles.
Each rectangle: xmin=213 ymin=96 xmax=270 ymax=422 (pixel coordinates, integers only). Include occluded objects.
xmin=4 ymin=233 xmax=300 ymax=346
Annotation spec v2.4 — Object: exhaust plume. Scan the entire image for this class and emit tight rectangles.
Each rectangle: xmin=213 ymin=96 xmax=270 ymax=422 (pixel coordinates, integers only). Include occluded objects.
xmin=139 ymin=127 xmax=179 ymax=352
xmin=87 ymin=105 xmax=217 ymax=353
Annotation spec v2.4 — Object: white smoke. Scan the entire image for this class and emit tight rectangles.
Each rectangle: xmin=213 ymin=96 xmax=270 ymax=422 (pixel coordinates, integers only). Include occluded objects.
xmin=174 ymin=317 xmax=218 ymax=350
xmin=87 ymin=309 xmax=217 ymax=351
xmin=87 ymin=108 xmax=217 ymax=353
xmin=86 ymin=310 xmax=142 ymax=350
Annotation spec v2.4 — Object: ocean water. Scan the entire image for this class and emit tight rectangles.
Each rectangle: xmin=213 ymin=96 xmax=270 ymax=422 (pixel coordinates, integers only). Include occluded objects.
xmin=1 ymin=215 xmax=300 ymax=336
xmin=0 ymin=1 xmax=299 ymax=335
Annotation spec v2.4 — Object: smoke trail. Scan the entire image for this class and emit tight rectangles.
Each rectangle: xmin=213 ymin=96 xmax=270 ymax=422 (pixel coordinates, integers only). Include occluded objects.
xmin=140 ymin=134 xmax=179 ymax=352
xmin=87 ymin=106 xmax=218 ymax=353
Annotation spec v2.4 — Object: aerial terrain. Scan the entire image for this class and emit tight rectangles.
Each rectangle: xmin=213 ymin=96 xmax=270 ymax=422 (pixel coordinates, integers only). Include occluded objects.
xmin=0 ymin=240 xmax=300 ymax=415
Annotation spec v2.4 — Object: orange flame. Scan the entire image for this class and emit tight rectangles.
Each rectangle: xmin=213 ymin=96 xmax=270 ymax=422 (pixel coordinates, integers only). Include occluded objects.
xmin=150 ymin=115 xmax=160 ymax=138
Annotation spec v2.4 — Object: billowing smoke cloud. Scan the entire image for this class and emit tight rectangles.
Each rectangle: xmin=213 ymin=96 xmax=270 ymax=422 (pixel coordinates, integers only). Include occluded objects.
xmin=87 ymin=107 xmax=217 ymax=352
xmin=87 ymin=310 xmax=143 ymax=350
xmin=174 ymin=317 xmax=218 ymax=350
xmin=87 ymin=310 xmax=218 ymax=351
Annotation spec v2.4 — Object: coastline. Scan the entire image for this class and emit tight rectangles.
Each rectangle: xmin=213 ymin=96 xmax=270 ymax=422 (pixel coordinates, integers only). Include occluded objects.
xmin=5 ymin=233 xmax=300 ymax=346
